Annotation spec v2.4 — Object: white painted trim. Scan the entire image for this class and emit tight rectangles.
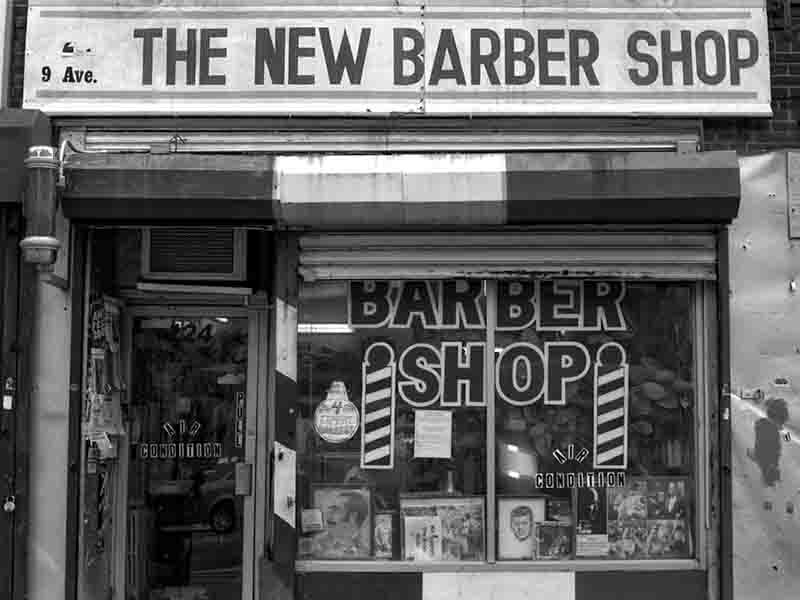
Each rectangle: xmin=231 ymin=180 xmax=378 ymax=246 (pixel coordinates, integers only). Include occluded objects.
xmin=295 ymin=559 xmax=703 ymax=572
xmin=423 ymin=571 xmax=575 ymax=600
xmin=275 ymin=297 xmax=298 ymax=381
xmin=276 ymin=154 xmax=507 ymax=176
xmin=61 ymin=127 xmax=698 ymax=156
xmin=28 ymin=0 xmax=770 ymax=8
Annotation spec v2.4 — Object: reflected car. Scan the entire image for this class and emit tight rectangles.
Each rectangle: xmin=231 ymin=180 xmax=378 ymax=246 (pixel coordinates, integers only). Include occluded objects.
xmin=149 ymin=465 xmax=237 ymax=533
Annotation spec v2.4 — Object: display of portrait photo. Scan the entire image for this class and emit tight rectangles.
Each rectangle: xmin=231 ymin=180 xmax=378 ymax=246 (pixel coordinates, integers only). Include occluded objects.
xmin=608 ymin=519 xmax=649 ymax=559
xmin=374 ymin=512 xmax=395 ymax=559
xmin=646 ymin=477 xmax=689 ymax=520
xmin=537 ymin=522 xmax=573 ymax=560
xmin=546 ymin=497 xmax=573 ymax=524
xmin=497 ymin=497 xmax=546 ymax=560
xmin=644 ymin=519 xmax=692 ymax=558
xmin=400 ymin=496 xmax=485 ymax=561
xmin=608 ymin=478 xmax=649 ymax=521
xmin=575 ymin=486 xmax=609 ymax=558
xmin=308 ymin=485 xmax=372 ymax=559
xmin=606 ymin=477 xmax=692 ymax=559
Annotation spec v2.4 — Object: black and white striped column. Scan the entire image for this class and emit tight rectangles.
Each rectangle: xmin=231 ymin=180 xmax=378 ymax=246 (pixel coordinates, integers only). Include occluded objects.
xmin=361 ymin=342 xmax=396 ymax=469
xmin=593 ymin=343 xmax=629 ymax=470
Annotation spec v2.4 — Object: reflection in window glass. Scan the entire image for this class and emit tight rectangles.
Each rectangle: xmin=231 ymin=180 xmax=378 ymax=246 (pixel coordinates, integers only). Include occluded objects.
xmin=297 ymin=281 xmax=487 ymax=561
xmin=495 ymin=281 xmax=695 ymax=561
xmin=127 ymin=316 xmax=248 ymax=598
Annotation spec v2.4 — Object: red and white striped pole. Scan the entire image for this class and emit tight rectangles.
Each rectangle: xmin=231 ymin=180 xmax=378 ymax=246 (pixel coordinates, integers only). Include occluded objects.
xmin=361 ymin=342 xmax=396 ymax=470
xmin=593 ymin=342 xmax=629 ymax=470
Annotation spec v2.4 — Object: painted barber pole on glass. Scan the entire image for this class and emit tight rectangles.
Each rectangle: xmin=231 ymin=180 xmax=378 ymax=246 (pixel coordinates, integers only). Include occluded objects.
xmin=361 ymin=342 xmax=397 ymax=470
xmin=593 ymin=343 xmax=630 ymax=470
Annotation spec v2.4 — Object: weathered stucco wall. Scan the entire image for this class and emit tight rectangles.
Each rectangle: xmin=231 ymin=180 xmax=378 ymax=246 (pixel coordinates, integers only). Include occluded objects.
xmin=26 ymin=274 xmax=71 ymax=600
xmin=730 ymin=152 xmax=800 ymax=599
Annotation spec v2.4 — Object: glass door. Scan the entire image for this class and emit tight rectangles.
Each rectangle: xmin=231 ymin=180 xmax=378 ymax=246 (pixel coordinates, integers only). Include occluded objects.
xmin=125 ymin=312 xmax=254 ymax=600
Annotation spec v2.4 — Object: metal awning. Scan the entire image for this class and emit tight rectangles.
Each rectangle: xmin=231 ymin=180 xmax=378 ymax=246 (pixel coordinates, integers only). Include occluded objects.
xmin=62 ymin=153 xmax=277 ymax=223
xmin=0 ymin=109 xmax=51 ymax=204
xmin=61 ymin=150 xmax=740 ymax=226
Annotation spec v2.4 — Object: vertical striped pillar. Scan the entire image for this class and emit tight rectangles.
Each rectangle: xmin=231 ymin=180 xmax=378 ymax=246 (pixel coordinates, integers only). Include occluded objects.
xmin=361 ymin=342 xmax=396 ymax=469
xmin=264 ymin=233 xmax=298 ymax=600
xmin=593 ymin=343 xmax=630 ymax=470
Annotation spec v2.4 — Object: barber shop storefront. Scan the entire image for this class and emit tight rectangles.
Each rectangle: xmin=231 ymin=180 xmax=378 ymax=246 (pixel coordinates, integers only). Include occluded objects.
xmin=20 ymin=2 xmax=770 ymax=600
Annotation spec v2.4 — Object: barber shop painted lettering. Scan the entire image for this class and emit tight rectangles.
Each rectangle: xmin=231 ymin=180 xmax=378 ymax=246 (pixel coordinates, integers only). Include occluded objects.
xmin=126 ymin=26 xmax=758 ymax=90
xmin=24 ymin=5 xmax=770 ymax=116
xmin=350 ymin=280 xmax=631 ymax=470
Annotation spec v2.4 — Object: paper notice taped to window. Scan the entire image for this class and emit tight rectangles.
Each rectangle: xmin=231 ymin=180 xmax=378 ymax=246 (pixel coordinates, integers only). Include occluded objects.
xmin=414 ymin=410 xmax=453 ymax=459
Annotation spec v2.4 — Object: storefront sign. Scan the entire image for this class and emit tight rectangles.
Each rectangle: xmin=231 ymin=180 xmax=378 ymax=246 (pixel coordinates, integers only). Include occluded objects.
xmin=350 ymin=280 xmax=629 ymax=410
xmin=352 ymin=279 xmax=633 ymax=469
xmin=314 ymin=381 xmax=360 ymax=443
xmin=23 ymin=1 xmax=770 ymax=116
xmin=137 ymin=418 xmax=222 ymax=459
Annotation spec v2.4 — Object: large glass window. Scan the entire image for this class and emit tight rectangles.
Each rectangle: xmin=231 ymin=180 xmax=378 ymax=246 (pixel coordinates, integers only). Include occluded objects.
xmin=296 ymin=279 xmax=698 ymax=564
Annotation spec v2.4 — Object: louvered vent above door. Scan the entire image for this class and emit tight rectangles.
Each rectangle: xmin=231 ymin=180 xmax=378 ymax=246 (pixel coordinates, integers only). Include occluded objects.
xmin=141 ymin=227 xmax=247 ymax=281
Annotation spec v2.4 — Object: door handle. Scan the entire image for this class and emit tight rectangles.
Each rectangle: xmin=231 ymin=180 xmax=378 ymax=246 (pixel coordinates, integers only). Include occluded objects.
xmin=235 ymin=462 xmax=253 ymax=496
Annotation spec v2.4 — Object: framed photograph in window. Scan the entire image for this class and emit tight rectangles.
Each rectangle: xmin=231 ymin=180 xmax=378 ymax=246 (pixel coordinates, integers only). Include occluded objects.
xmin=497 ymin=497 xmax=546 ymax=560
xmin=373 ymin=511 xmax=395 ymax=559
xmin=537 ymin=521 xmax=573 ymax=560
xmin=400 ymin=496 xmax=485 ymax=561
xmin=308 ymin=485 xmax=372 ymax=559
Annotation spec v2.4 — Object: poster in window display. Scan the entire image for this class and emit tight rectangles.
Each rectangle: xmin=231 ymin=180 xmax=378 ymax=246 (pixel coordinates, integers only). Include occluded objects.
xmin=608 ymin=519 xmax=649 ymax=559
xmin=646 ymin=477 xmax=689 ymax=520
xmin=607 ymin=477 xmax=692 ymax=559
xmin=373 ymin=512 xmax=395 ymax=559
xmin=608 ymin=478 xmax=649 ymax=521
xmin=575 ymin=486 xmax=609 ymax=557
xmin=644 ymin=519 xmax=691 ymax=558
xmin=403 ymin=515 xmax=444 ymax=561
xmin=400 ymin=496 xmax=485 ymax=561
xmin=546 ymin=497 xmax=573 ymax=524
xmin=536 ymin=521 xmax=573 ymax=560
xmin=307 ymin=485 xmax=372 ymax=559
xmin=497 ymin=497 xmax=546 ymax=560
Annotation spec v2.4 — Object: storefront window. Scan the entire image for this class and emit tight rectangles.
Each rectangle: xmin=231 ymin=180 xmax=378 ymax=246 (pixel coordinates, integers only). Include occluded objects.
xmin=297 ymin=281 xmax=487 ymax=561
xmin=296 ymin=280 xmax=697 ymax=564
xmin=495 ymin=282 xmax=695 ymax=561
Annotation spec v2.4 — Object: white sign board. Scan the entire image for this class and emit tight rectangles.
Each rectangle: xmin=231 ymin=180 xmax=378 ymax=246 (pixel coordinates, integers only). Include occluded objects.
xmin=23 ymin=1 xmax=771 ymax=116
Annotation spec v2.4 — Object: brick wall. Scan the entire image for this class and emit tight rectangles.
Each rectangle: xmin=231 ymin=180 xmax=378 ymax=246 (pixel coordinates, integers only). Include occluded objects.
xmin=704 ymin=1 xmax=800 ymax=152
xmin=6 ymin=1 xmax=27 ymax=108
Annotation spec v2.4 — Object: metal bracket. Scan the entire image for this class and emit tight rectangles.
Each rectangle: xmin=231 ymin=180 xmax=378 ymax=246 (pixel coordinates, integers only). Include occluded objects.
xmin=677 ymin=139 xmax=698 ymax=155
xmin=235 ymin=462 xmax=253 ymax=496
